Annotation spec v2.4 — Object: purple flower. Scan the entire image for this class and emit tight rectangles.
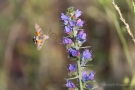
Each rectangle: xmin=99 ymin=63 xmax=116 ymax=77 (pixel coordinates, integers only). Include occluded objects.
xmin=76 ymin=19 xmax=84 ymax=26
xmin=76 ymin=30 xmax=86 ymax=45
xmin=81 ymin=49 xmax=92 ymax=65
xmin=76 ymin=30 xmax=86 ymax=40
xmin=82 ymin=49 xmax=92 ymax=60
xmin=69 ymin=20 xmax=76 ymax=26
xmin=68 ymin=48 xmax=80 ymax=57
xmin=82 ymin=71 xmax=88 ymax=82
xmin=75 ymin=9 xmax=82 ymax=18
xmin=77 ymin=40 xmax=86 ymax=46
xmin=63 ymin=37 xmax=72 ymax=44
xmin=87 ymin=85 xmax=92 ymax=89
xmin=68 ymin=64 xmax=77 ymax=72
xmin=61 ymin=13 xmax=69 ymax=20
xmin=65 ymin=80 xmax=76 ymax=88
xmin=88 ymin=71 xmax=95 ymax=80
xmin=82 ymin=71 xmax=95 ymax=82
xmin=64 ymin=20 xmax=69 ymax=25
xmin=64 ymin=26 xmax=72 ymax=34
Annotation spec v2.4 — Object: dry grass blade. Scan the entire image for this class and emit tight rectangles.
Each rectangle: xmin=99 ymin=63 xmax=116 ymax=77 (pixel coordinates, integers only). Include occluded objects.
xmin=112 ymin=0 xmax=135 ymax=43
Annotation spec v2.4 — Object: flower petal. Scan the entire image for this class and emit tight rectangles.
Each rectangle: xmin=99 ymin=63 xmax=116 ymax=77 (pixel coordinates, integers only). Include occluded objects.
xmin=75 ymin=9 xmax=82 ymax=18
xmin=61 ymin=13 xmax=69 ymax=20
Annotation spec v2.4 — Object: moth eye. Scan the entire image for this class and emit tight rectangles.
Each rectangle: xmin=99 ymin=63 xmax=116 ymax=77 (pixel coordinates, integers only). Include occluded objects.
xmin=33 ymin=38 xmax=35 ymax=42
xmin=33 ymin=36 xmax=37 ymax=44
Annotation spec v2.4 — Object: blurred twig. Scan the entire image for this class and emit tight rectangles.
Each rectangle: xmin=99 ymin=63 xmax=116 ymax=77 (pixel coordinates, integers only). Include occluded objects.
xmin=4 ymin=22 xmax=22 ymax=69
xmin=3 ymin=21 xmax=23 ymax=90
xmin=112 ymin=0 xmax=135 ymax=43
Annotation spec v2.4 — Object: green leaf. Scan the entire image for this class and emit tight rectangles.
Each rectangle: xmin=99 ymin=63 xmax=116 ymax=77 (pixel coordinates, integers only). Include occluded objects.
xmin=64 ymin=76 xmax=79 ymax=80
xmin=80 ymin=46 xmax=91 ymax=49
xmin=67 ymin=7 xmax=75 ymax=13
xmin=81 ymin=64 xmax=93 ymax=67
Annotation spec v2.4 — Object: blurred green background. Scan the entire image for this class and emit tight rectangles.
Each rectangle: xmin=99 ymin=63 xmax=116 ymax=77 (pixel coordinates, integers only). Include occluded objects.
xmin=1 ymin=0 xmax=135 ymax=90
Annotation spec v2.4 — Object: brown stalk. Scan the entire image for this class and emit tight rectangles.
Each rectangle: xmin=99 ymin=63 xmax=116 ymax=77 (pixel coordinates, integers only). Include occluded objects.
xmin=112 ymin=0 xmax=135 ymax=43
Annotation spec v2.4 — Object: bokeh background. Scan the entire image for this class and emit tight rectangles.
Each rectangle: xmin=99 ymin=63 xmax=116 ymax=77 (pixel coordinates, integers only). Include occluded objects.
xmin=1 ymin=0 xmax=135 ymax=90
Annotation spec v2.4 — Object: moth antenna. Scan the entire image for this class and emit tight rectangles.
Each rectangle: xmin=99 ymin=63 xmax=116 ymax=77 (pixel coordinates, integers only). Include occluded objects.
xmin=49 ymin=33 xmax=57 ymax=39
xmin=49 ymin=33 xmax=57 ymax=40
xmin=47 ymin=29 xmax=58 ymax=43
xmin=48 ymin=29 xmax=52 ymax=35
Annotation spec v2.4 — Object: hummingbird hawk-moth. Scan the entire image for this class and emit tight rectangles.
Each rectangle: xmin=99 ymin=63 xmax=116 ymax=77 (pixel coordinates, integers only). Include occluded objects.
xmin=33 ymin=23 xmax=49 ymax=50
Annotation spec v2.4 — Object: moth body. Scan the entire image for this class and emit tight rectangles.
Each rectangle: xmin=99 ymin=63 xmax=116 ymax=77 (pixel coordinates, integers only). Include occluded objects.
xmin=33 ymin=23 xmax=50 ymax=50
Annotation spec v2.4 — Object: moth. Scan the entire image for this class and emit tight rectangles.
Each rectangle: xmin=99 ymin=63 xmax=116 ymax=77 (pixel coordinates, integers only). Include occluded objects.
xmin=33 ymin=23 xmax=49 ymax=50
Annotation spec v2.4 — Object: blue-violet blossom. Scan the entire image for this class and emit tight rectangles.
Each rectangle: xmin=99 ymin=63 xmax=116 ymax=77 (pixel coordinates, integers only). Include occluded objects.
xmin=63 ymin=37 xmax=72 ymax=44
xmin=76 ymin=30 xmax=86 ymax=45
xmin=68 ymin=64 xmax=77 ymax=72
xmin=61 ymin=13 xmax=69 ymax=20
xmin=82 ymin=49 xmax=92 ymax=60
xmin=82 ymin=71 xmax=95 ymax=82
xmin=69 ymin=20 xmax=76 ymax=26
xmin=64 ymin=26 xmax=72 ymax=34
xmin=68 ymin=48 xmax=80 ymax=57
xmin=75 ymin=9 xmax=82 ymax=18
xmin=88 ymin=71 xmax=95 ymax=80
xmin=65 ymin=80 xmax=76 ymax=88
xmin=76 ymin=30 xmax=86 ymax=40
xmin=76 ymin=19 xmax=84 ymax=26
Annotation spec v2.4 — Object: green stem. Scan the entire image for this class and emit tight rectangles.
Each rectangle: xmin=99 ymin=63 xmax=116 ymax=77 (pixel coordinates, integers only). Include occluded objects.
xmin=105 ymin=8 xmax=135 ymax=74
xmin=77 ymin=60 xmax=83 ymax=90
xmin=113 ymin=12 xmax=135 ymax=74
xmin=126 ymin=0 xmax=134 ymax=14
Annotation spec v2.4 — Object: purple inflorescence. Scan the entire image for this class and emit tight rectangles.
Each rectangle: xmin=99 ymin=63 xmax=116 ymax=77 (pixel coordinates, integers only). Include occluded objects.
xmin=61 ymin=7 xmax=96 ymax=90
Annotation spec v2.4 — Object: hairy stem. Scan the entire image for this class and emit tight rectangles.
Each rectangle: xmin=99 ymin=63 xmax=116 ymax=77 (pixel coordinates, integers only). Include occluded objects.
xmin=77 ymin=60 xmax=83 ymax=90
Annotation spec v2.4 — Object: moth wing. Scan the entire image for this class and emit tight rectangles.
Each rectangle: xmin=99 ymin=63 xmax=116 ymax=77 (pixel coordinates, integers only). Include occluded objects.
xmin=37 ymin=43 xmax=43 ymax=50
xmin=35 ymin=23 xmax=45 ymax=36
xmin=37 ymin=36 xmax=46 ymax=50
